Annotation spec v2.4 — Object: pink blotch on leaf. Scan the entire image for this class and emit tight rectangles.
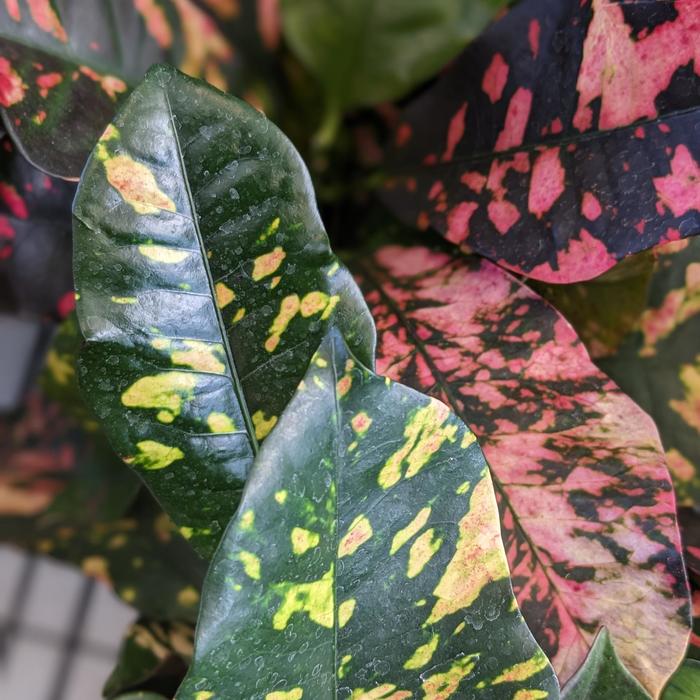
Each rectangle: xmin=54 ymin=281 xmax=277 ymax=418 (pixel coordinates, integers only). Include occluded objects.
xmin=528 ymin=147 xmax=566 ymax=219
xmin=446 ymin=202 xmax=478 ymax=244
xmin=460 ymin=171 xmax=487 ymax=194
xmin=0 ymin=183 xmax=28 ymax=219
xmin=581 ymin=191 xmax=602 ymax=220
xmin=396 ymin=123 xmax=412 ymax=147
xmin=0 ymin=57 xmax=26 ymax=107
xmin=653 ymin=145 xmax=700 ymax=217
xmin=36 ymin=71 xmax=62 ymax=98
xmin=6 ymin=0 xmax=20 ymax=21
xmin=494 ymin=87 xmax=533 ymax=152
xmin=528 ymin=19 xmax=541 ymax=58
xmin=488 ymin=199 xmax=521 ymax=235
xmin=442 ymin=102 xmax=467 ymax=161
xmin=482 ymin=54 xmax=509 ymax=103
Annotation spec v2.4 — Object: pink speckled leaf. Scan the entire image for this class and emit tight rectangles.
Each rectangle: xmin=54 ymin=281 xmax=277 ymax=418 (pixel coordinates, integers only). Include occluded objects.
xmin=382 ymin=0 xmax=700 ymax=283
xmin=352 ymin=243 xmax=690 ymax=696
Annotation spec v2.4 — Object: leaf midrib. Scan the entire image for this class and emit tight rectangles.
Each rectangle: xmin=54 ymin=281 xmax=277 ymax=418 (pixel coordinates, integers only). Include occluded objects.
xmin=162 ymin=82 xmax=259 ymax=456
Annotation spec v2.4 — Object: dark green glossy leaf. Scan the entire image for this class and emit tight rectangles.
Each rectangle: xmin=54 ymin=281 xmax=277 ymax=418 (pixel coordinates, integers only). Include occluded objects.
xmin=104 ymin=618 xmax=194 ymax=699
xmin=114 ymin=694 xmax=168 ymax=700
xmin=0 ymin=0 xmax=245 ymax=178
xmin=280 ymin=0 xmax=503 ymax=138
xmin=561 ymin=628 xmax=649 ymax=699
xmin=176 ymin=329 xmax=559 ymax=699
xmin=73 ymin=64 xmax=375 ymax=557
xmin=663 ymin=660 xmax=700 ymax=700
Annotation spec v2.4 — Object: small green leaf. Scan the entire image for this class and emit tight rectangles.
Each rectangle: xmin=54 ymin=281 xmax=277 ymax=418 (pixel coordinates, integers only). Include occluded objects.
xmin=663 ymin=660 xmax=700 ymax=700
xmin=280 ymin=0 xmax=502 ymax=129
xmin=176 ymin=329 xmax=559 ymax=699
xmin=561 ymin=628 xmax=650 ymax=699
xmin=73 ymin=65 xmax=375 ymax=556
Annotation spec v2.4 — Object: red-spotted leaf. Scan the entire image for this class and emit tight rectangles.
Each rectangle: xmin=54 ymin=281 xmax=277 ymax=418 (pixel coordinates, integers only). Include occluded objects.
xmin=0 ymin=0 xmax=249 ymax=178
xmin=381 ymin=0 xmax=700 ymax=283
xmin=0 ymin=135 xmax=74 ymax=318
xmin=351 ymin=243 xmax=690 ymax=696
xmin=176 ymin=329 xmax=559 ymax=699
xmin=598 ymin=238 xmax=700 ymax=507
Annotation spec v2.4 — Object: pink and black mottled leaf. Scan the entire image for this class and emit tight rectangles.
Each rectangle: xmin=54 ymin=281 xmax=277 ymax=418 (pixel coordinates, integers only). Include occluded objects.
xmin=381 ymin=0 xmax=700 ymax=283
xmin=351 ymin=243 xmax=690 ymax=696
xmin=0 ymin=0 xmax=250 ymax=178
xmin=598 ymin=238 xmax=700 ymax=508
xmin=0 ymin=136 xmax=74 ymax=319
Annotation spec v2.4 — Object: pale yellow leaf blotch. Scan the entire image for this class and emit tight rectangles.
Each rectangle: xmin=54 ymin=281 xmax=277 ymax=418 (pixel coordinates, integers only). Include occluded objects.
xmin=215 ymin=282 xmax=235 ymax=308
xmin=513 ymin=691 xmax=548 ymax=700
xmin=232 ymin=307 xmax=246 ymax=323
xmin=426 ymin=476 xmax=509 ymax=624
xmin=273 ymin=567 xmax=333 ymax=630
xmin=351 ymin=411 xmax=372 ymax=435
xmin=240 ymin=509 xmax=255 ymax=531
xmin=258 ymin=216 xmax=280 ymax=243
xmin=378 ymin=400 xmax=457 ymax=489
xmin=407 ymin=529 xmax=442 ymax=578
xmin=101 ymin=152 xmax=176 ymax=215
xmin=338 ymin=515 xmax=373 ymax=558
xmin=338 ymin=655 xmax=352 ymax=680
xmin=390 ymin=507 xmax=431 ymax=555
xmin=111 ymin=296 xmax=137 ymax=304
xmin=138 ymin=245 xmax=190 ymax=263
xmin=253 ymin=410 xmax=278 ymax=440
xmin=274 ymin=490 xmax=288 ymax=505
xmin=172 ymin=340 xmax=226 ymax=374
xmin=194 ymin=692 xmax=214 ymax=700
xmin=403 ymin=633 xmax=439 ymax=670
xmin=351 ymin=685 xmax=411 ymax=699
xmin=476 ymin=650 xmax=549 ymax=688
xmin=461 ymin=431 xmax=476 ymax=449
xmin=421 ymin=655 xmax=478 ymax=699
xmin=266 ymin=690 xmax=303 ymax=700
xmin=127 ymin=440 xmax=184 ymax=470
xmin=238 ymin=550 xmax=261 ymax=580
xmin=46 ymin=350 xmax=74 ymax=385
xmin=456 ymin=481 xmax=470 ymax=495
xmin=291 ymin=527 xmax=320 ymax=555
xmin=121 ymin=372 xmax=197 ymax=424
xmin=207 ymin=412 xmax=237 ymax=433
xmin=265 ymin=294 xmax=300 ymax=352
xmin=252 ymin=246 xmax=286 ymax=281
xmin=338 ymin=598 xmax=356 ymax=628
xmin=177 ymin=585 xmax=199 ymax=607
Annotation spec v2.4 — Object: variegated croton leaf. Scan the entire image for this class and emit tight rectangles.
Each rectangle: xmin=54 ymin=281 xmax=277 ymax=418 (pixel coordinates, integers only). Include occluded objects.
xmin=104 ymin=617 xmax=194 ymax=699
xmin=0 ymin=0 xmax=251 ymax=178
xmin=73 ymin=64 xmax=375 ymax=557
xmin=0 ymin=135 xmax=74 ymax=318
xmin=177 ymin=330 xmax=559 ymax=700
xmin=381 ymin=0 xmax=700 ymax=283
xmin=599 ymin=238 xmax=700 ymax=508
xmin=560 ymin=628 xmax=649 ymax=699
xmin=351 ymin=243 xmax=690 ymax=696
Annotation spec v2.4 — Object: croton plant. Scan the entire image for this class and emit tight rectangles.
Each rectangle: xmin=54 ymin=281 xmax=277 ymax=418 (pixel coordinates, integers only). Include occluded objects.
xmin=1 ymin=1 xmax=699 ymax=698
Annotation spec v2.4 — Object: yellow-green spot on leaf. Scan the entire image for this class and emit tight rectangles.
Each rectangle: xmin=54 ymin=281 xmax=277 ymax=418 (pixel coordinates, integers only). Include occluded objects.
xmin=456 ymin=481 xmax=470 ymax=495
xmin=232 ymin=308 xmax=246 ymax=323
xmin=461 ymin=431 xmax=476 ymax=449
xmin=121 ymin=587 xmax=136 ymax=603
xmin=453 ymin=622 xmax=465 ymax=636
xmin=338 ymin=598 xmax=356 ymax=628
xmin=271 ymin=275 xmax=281 ymax=289
xmin=337 ymin=374 xmax=352 ymax=397
xmin=215 ymin=282 xmax=235 ymax=309
xmin=291 ymin=527 xmax=320 ymax=555
xmin=138 ymin=244 xmax=190 ymax=263
xmin=273 ymin=567 xmax=333 ymax=630
xmin=99 ymin=152 xmax=177 ymax=215
xmin=327 ymin=261 xmax=340 ymax=277
xmin=207 ymin=412 xmax=237 ymax=433
xmin=313 ymin=375 xmax=325 ymax=389
xmin=265 ymin=690 xmax=303 ymax=700
xmin=300 ymin=291 xmax=329 ymax=317
xmin=348 ymin=440 xmax=358 ymax=452
xmin=252 ymin=246 xmax=286 ymax=281
xmin=351 ymin=685 xmax=411 ymax=699
xmin=111 ymin=295 xmax=137 ymax=304
xmin=253 ymin=410 xmax=277 ymax=440
xmin=378 ymin=399 xmax=457 ymax=489
xmin=46 ymin=350 xmax=74 ymax=385
xmin=179 ymin=282 xmax=191 ymax=290
xmin=172 ymin=340 xmax=226 ymax=374
xmin=403 ymin=633 xmax=439 ymax=670
xmin=266 ymin=294 xmax=300 ymax=352
xmin=338 ymin=655 xmax=352 ymax=680
xmin=321 ymin=295 xmax=340 ymax=320
xmin=426 ymin=476 xmax=510 ymax=625
xmin=339 ymin=515 xmax=373 ymax=558
xmin=415 ymin=599 xmax=426 ymax=607
xmin=407 ymin=528 xmax=442 ymax=578
xmin=238 ymin=550 xmax=261 ymax=580
xmin=194 ymin=692 xmax=214 ymax=700
xmin=351 ymin=411 xmax=372 ymax=435
xmin=127 ymin=440 xmax=184 ymax=471
xmin=259 ymin=216 xmax=280 ymax=242
xmin=421 ymin=655 xmax=479 ymax=699
xmin=121 ymin=372 xmax=196 ymax=424
xmin=179 ymin=526 xmax=193 ymax=540
xmin=476 ymin=649 xmax=549 ymax=687
xmin=177 ymin=585 xmax=199 ymax=607
xmin=275 ymin=490 xmax=288 ymax=505
xmin=513 ymin=691 xmax=548 ymax=700
xmin=151 ymin=337 xmax=171 ymax=351
xmin=390 ymin=507 xmax=431 ymax=555
xmin=240 ymin=509 xmax=255 ymax=531
xmin=315 ymin=356 xmax=328 ymax=368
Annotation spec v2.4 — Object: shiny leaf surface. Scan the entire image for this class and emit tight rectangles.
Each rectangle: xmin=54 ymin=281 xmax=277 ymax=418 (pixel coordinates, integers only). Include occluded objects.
xmin=599 ymin=238 xmax=700 ymax=508
xmin=662 ymin=660 xmax=700 ymax=700
xmin=177 ymin=329 xmax=558 ymax=700
xmin=73 ymin=65 xmax=375 ymax=556
xmin=352 ymin=243 xmax=690 ymax=695
xmin=381 ymin=0 xmax=700 ymax=283
xmin=0 ymin=0 xmax=245 ymax=177
xmin=560 ymin=628 xmax=649 ymax=699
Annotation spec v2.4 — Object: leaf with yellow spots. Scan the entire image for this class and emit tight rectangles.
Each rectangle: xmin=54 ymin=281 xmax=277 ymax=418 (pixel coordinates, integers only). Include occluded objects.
xmin=0 ymin=0 xmax=270 ymax=178
xmin=176 ymin=330 xmax=556 ymax=699
xmin=74 ymin=66 xmax=374 ymax=558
